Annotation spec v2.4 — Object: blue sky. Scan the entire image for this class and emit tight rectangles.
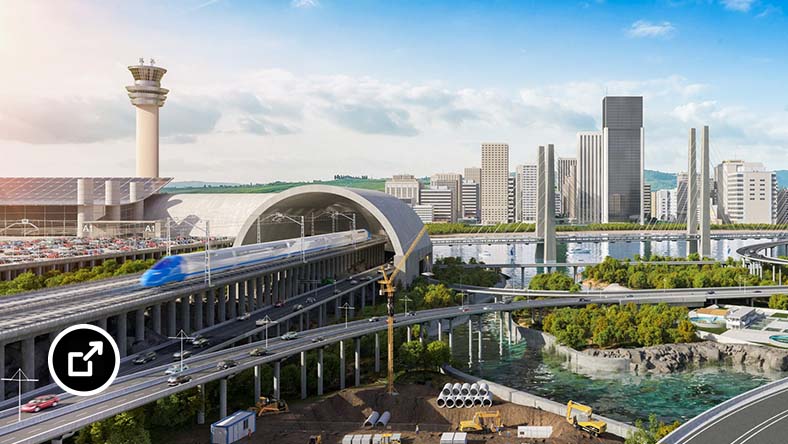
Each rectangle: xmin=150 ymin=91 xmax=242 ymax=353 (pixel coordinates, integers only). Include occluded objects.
xmin=1 ymin=0 xmax=786 ymax=181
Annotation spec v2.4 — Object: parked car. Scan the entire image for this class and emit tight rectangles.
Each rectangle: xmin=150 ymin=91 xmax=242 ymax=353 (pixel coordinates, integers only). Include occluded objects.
xmin=173 ymin=350 xmax=192 ymax=360
xmin=237 ymin=313 xmax=251 ymax=321
xmin=192 ymin=337 xmax=210 ymax=348
xmin=167 ymin=375 xmax=192 ymax=387
xmin=165 ymin=364 xmax=190 ymax=375
xmin=132 ymin=351 xmax=157 ymax=365
xmin=280 ymin=331 xmax=298 ymax=340
xmin=305 ymin=297 xmax=316 ymax=304
xmin=274 ymin=300 xmax=285 ymax=308
xmin=293 ymin=304 xmax=304 ymax=312
xmin=21 ymin=395 xmax=59 ymax=413
xmin=249 ymin=347 xmax=269 ymax=357
xmin=311 ymin=336 xmax=325 ymax=343
xmin=216 ymin=359 xmax=238 ymax=370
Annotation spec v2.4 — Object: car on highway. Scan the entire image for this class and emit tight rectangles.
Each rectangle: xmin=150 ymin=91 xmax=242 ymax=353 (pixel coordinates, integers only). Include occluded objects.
xmin=132 ymin=351 xmax=157 ymax=365
xmin=216 ymin=359 xmax=238 ymax=370
xmin=754 ymin=290 xmax=763 ymax=294
xmin=167 ymin=375 xmax=192 ymax=386
xmin=21 ymin=395 xmax=59 ymax=413
xmin=364 ymin=276 xmax=374 ymax=281
xmin=165 ymin=364 xmax=190 ymax=375
xmin=459 ymin=307 xmax=469 ymax=312
xmin=305 ymin=297 xmax=316 ymax=304
xmin=368 ymin=316 xmax=380 ymax=322
xmin=173 ymin=350 xmax=192 ymax=360
xmin=249 ymin=347 xmax=269 ymax=357
xmin=406 ymin=311 xmax=416 ymax=317
xmin=191 ymin=335 xmax=207 ymax=345
xmin=579 ymin=298 xmax=591 ymax=302
xmin=707 ymin=290 xmax=716 ymax=295
xmin=350 ymin=279 xmax=359 ymax=284
xmin=274 ymin=300 xmax=285 ymax=308
xmin=255 ymin=318 xmax=274 ymax=327
xmin=237 ymin=313 xmax=251 ymax=321
xmin=293 ymin=304 xmax=304 ymax=312
xmin=625 ymin=295 xmax=633 ymax=298
xmin=311 ymin=336 xmax=325 ymax=343
xmin=280 ymin=331 xmax=298 ymax=340
xmin=192 ymin=337 xmax=211 ymax=348
xmin=334 ymin=289 xmax=341 ymax=294
xmin=483 ymin=306 xmax=491 ymax=310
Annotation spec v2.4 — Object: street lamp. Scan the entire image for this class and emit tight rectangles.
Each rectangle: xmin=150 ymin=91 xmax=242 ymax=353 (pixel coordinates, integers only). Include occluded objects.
xmin=265 ymin=213 xmax=306 ymax=263
xmin=340 ymin=302 xmax=355 ymax=329
xmin=168 ymin=330 xmax=194 ymax=372
xmin=257 ymin=315 xmax=278 ymax=349
xmin=400 ymin=296 xmax=413 ymax=314
xmin=2 ymin=369 xmax=38 ymax=423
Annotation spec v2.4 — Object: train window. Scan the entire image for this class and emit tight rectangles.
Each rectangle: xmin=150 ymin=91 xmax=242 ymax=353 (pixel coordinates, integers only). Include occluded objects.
xmin=151 ymin=257 xmax=173 ymax=270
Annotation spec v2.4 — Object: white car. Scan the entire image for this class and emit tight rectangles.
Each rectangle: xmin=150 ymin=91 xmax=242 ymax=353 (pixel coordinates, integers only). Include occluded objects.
xmin=237 ymin=313 xmax=251 ymax=321
xmin=165 ymin=364 xmax=190 ymax=375
xmin=256 ymin=318 xmax=271 ymax=327
xmin=173 ymin=350 xmax=192 ymax=360
xmin=350 ymin=280 xmax=359 ymax=284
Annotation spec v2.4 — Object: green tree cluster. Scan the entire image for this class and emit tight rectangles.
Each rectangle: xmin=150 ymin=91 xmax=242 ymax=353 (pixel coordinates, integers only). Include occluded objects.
xmin=769 ymin=294 xmax=788 ymax=310
xmin=625 ymin=414 xmax=680 ymax=444
xmin=529 ymin=272 xmax=581 ymax=292
xmin=583 ymin=256 xmax=777 ymax=289
xmin=398 ymin=340 xmax=452 ymax=371
xmin=542 ymin=303 xmax=696 ymax=349
xmin=433 ymin=257 xmax=500 ymax=287
xmin=0 ymin=258 xmax=156 ymax=296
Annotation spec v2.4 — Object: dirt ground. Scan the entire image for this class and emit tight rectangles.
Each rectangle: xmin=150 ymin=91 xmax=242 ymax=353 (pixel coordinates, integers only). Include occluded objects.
xmin=172 ymin=382 xmax=624 ymax=444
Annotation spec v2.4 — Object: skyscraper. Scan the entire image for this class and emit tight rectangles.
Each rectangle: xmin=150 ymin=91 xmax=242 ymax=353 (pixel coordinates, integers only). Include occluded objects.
xmin=461 ymin=180 xmax=480 ymax=221
xmin=516 ymin=164 xmax=538 ymax=222
xmin=481 ymin=143 xmax=509 ymax=224
xmin=643 ymin=183 xmax=652 ymax=221
xmin=557 ymin=157 xmax=577 ymax=221
xmin=777 ymin=189 xmax=788 ymax=225
xmin=602 ymin=96 xmax=644 ymax=223
xmin=508 ymin=175 xmax=516 ymax=223
xmin=384 ymin=174 xmax=422 ymax=205
xmin=715 ymin=160 xmax=777 ymax=224
xmin=576 ymin=132 xmax=605 ymax=223
xmin=431 ymin=173 xmax=463 ymax=222
xmin=420 ymin=186 xmax=454 ymax=222
xmin=464 ymin=167 xmax=482 ymax=186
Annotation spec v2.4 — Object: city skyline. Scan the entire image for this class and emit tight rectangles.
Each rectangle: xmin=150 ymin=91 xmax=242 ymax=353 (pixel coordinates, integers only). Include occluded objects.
xmin=2 ymin=1 xmax=788 ymax=182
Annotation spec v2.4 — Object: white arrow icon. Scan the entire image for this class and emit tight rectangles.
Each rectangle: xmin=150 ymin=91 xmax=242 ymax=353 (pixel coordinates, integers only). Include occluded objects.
xmin=82 ymin=342 xmax=103 ymax=361
xmin=68 ymin=341 xmax=104 ymax=378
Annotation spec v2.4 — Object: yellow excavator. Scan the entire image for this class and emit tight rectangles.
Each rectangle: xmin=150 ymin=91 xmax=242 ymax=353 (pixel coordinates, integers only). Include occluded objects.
xmin=252 ymin=396 xmax=289 ymax=417
xmin=566 ymin=400 xmax=607 ymax=437
xmin=458 ymin=411 xmax=503 ymax=433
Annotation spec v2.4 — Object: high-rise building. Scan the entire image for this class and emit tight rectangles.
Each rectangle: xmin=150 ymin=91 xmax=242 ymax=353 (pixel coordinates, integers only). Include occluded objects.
xmin=643 ymin=184 xmax=652 ymax=221
xmin=481 ymin=143 xmax=509 ymax=224
xmin=576 ymin=132 xmax=605 ymax=223
xmin=508 ymin=175 xmax=517 ymax=223
xmin=385 ymin=174 xmax=421 ymax=205
xmin=602 ymin=96 xmax=644 ymax=223
xmin=420 ymin=186 xmax=453 ymax=223
xmin=777 ymin=189 xmax=788 ymax=225
xmin=676 ymin=172 xmax=689 ymax=223
xmin=412 ymin=204 xmax=434 ymax=223
xmin=515 ymin=164 xmax=538 ymax=222
xmin=464 ymin=167 xmax=482 ymax=186
xmin=715 ymin=160 xmax=777 ymax=224
xmin=461 ymin=180 xmax=480 ymax=222
xmin=431 ymin=173 xmax=463 ymax=222
xmin=557 ymin=157 xmax=577 ymax=221
xmin=654 ymin=188 xmax=678 ymax=221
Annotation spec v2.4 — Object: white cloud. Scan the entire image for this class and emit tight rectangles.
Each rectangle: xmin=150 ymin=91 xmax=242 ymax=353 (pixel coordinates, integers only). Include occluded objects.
xmin=291 ymin=0 xmax=319 ymax=9
xmin=756 ymin=4 xmax=782 ymax=17
xmin=721 ymin=0 xmax=756 ymax=12
xmin=627 ymin=20 xmax=677 ymax=38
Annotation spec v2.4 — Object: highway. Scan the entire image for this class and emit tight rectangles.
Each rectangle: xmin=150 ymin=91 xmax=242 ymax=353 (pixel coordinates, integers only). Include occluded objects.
xmin=737 ymin=240 xmax=788 ymax=267
xmin=430 ymin=230 xmax=788 ymax=245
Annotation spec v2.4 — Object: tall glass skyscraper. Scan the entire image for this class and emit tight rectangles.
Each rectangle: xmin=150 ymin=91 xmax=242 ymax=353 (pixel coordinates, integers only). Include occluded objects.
xmin=602 ymin=96 xmax=644 ymax=223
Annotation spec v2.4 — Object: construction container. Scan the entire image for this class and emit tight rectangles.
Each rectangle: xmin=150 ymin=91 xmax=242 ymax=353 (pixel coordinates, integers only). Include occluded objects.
xmin=210 ymin=410 xmax=255 ymax=444
xmin=517 ymin=426 xmax=553 ymax=438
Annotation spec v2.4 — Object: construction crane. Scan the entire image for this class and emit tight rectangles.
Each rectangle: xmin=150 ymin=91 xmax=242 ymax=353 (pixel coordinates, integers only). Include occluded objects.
xmin=566 ymin=400 xmax=607 ymax=437
xmin=378 ymin=224 xmax=429 ymax=395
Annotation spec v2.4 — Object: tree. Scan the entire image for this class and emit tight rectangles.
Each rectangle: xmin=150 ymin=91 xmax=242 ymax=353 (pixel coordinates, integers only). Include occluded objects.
xmin=399 ymin=341 xmax=425 ymax=370
xmin=769 ymin=294 xmax=788 ymax=310
xmin=424 ymin=341 xmax=451 ymax=370
xmin=423 ymin=284 xmax=454 ymax=308
xmin=625 ymin=414 xmax=680 ymax=444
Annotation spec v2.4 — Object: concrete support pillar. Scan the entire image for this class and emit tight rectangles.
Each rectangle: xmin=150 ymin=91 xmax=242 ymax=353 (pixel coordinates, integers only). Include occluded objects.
xmin=499 ymin=313 xmax=504 ymax=356
xmin=135 ymin=308 xmax=145 ymax=343
xmin=335 ymin=297 xmax=341 ymax=320
xmin=536 ymin=146 xmax=545 ymax=238
xmin=278 ymin=272 xmax=286 ymax=301
xmin=419 ymin=323 xmax=425 ymax=345
xmin=339 ymin=341 xmax=346 ymax=389
xmin=181 ymin=296 xmax=190 ymax=333
xmin=437 ymin=319 xmax=443 ymax=342
xmin=543 ymin=144 xmax=556 ymax=263
xmin=299 ymin=313 xmax=304 ymax=332
xmin=265 ymin=274 xmax=273 ymax=305
xmin=273 ymin=361 xmax=281 ymax=400
xmin=228 ymin=284 xmax=237 ymax=319
xmin=98 ymin=317 xmax=109 ymax=333
xmin=361 ymin=286 xmax=366 ymax=311
xmin=468 ymin=318 xmax=473 ymax=366
xmin=22 ymin=337 xmax=35 ymax=392
xmin=194 ymin=292 xmax=204 ymax=331
xmin=300 ymin=351 xmax=307 ymax=400
xmin=448 ymin=319 xmax=453 ymax=351
xmin=354 ymin=338 xmax=361 ymax=386
xmin=152 ymin=304 xmax=161 ymax=335
xmin=317 ymin=348 xmax=324 ymax=396
xmin=318 ymin=303 xmax=325 ymax=327
xmin=687 ymin=128 xmax=698 ymax=255
xmin=167 ymin=300 xmax=177 ymax=337
xmin=374 ymin=333 xmax=380 ymax=373
xmin=0 ymin=342 xmax=5 ymax=401
xmin=197 ymin=384 xmax=206 ymax=425
xmin=254 ymin=365 xmax=261 ymax=402
xmin=406 ymin=325 xmax=412 ymax=342
xmin=219 ymin=378 xmax=228 ymax=419
xmin=117 ymin=313 xmax=127 ymax=358
xmin=238 ymin=284 xmax=247 ymax=317
xmin=218 ymin=286 xmax=227 ymax=322
xmin=700 ymin=125 xmax=711 ymax=257
xmin=207 ymin=289 xmax=215 ymax=327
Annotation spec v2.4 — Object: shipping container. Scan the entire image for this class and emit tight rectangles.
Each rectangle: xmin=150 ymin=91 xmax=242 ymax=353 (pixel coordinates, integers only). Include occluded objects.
xmin=210 ymin=410 xmax=256 ymax=444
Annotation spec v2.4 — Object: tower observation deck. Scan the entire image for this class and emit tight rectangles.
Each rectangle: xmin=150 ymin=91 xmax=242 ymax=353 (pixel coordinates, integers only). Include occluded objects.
xmin=126 ymin=59 xmax=168 ymax=178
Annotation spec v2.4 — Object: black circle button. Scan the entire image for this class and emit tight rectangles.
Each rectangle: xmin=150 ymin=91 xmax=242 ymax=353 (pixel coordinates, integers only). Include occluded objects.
xmin=48 ymin=324 xmax=120 ymax=396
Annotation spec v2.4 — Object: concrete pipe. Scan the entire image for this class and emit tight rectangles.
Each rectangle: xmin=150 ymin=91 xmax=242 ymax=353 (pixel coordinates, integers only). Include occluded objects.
xmin=478 ymin=383 xmax=489 ymax=396
xmin=482 ymin=394 xmax=493 ymax=407
xmin=436 ymin=395 xmax=447 ymax=408
xmin=441 ymin=383 xmax=453 ymax=396
xmin=463 ymin=396 xmax=474 ymax=408
xmin=472 ymin=395 xmax=484 ymax=407
xmin=460 ymin=383 xmax=471 ymax=396
xmin=376 ymin=411 xmax=391 ymax=428
xmin=451 ymin=383 xmax=462 ymax=396
xmin=363 ymin=411 xmax=380 ymax=428
xmin=445 ymin=396 xmax=456 ymax=409
xmin=470 ymin=383 xmax=480 ymax=396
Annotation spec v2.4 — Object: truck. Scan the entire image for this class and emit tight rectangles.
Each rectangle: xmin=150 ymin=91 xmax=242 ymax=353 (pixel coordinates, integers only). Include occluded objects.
xmin=566 ymin=400 xmax=607 ymax=437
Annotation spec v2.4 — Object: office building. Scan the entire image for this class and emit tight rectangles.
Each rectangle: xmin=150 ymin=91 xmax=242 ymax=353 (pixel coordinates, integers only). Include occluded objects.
xmin=385 ymin=174 xmax=421 ymax=205
xmin=412 ymin=204 xmax=434 ymax=224
xmin=516 ymin=164 xmax=538 ymax=222
xmin=461 ymin=180 xmax=480 ymax=222
xmin=420 ymin=186 xmax=453 ymax=223
xmin=576 ymin=131 xmax=605 ymax=223
xmin=480 ymin=143 xmax=509 ymax=224
xmin=464 ymin=167 xmax=482 ymax=186
xmin=715 ymin=160 xmax=777 ymax=224
xmin=557 ymin=157 xmax=577 ymax=221
xmin=602 ymin=96 xmax=644 ymax=223
xmin=643 ymin=184 xmax=652 ymax=221
xmin=777 ymin=189 xmax=788 ymax=225
xmin=507 ymin=176 xmax=517 ymax=223
xmin=676 ymin=172 xmax=689 ymax=223
xmin=430 ymin=173 xmax=463 ymax=222
xmin=654 ymin=188 xmax=678 ymax=221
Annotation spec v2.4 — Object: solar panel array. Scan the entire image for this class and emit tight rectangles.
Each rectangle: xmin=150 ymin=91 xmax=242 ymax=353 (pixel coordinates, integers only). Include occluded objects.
xmin=0 ymin=177 xmax=172 ymax=206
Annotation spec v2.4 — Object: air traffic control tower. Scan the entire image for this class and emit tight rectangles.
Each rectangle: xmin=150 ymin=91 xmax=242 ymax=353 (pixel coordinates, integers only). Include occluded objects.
xmin=126 ymin=59 xmax=168 ymax=178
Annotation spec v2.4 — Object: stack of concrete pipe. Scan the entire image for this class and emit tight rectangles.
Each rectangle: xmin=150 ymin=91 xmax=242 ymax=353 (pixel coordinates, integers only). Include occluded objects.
xmin=436 ymin=382 xmax=492 ymax=409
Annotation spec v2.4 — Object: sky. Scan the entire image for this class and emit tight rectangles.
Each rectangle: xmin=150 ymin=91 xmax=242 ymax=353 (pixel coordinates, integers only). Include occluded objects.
xmin=1 ymin=0 xmax=787 ymax=182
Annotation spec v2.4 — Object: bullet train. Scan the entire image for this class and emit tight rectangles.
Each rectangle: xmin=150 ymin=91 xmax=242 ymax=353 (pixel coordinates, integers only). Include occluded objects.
xmin=140 ymin=229 xmax=370 ymax=287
